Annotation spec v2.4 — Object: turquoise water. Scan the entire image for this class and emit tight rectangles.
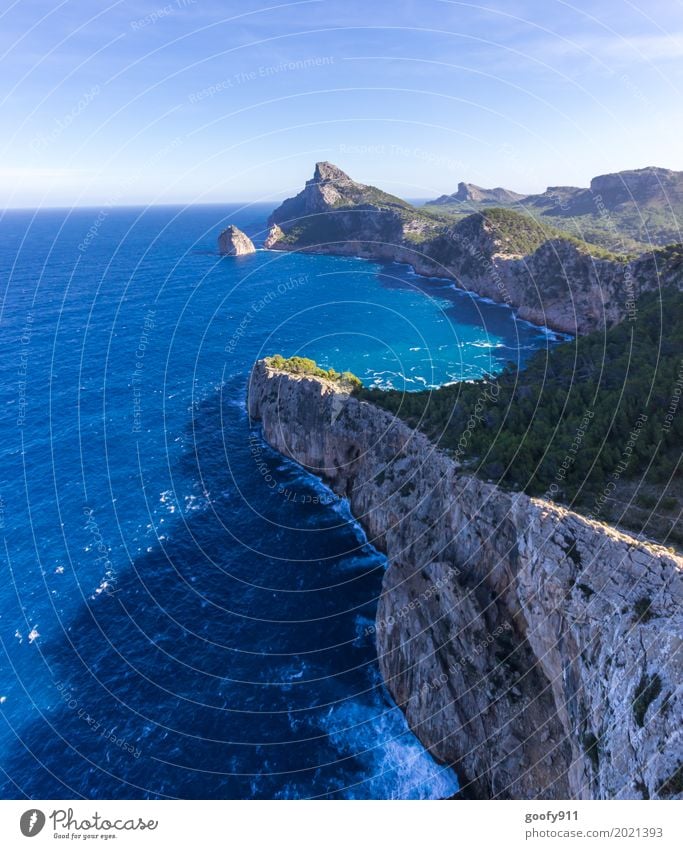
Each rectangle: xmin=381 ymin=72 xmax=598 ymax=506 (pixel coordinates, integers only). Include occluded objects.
xmin=0 ymin=203 xmax=560 ymax=799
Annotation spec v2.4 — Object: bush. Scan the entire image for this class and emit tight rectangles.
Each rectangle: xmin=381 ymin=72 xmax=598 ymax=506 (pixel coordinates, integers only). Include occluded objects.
xmin=265 ymin=355 xmax=362 ymax=392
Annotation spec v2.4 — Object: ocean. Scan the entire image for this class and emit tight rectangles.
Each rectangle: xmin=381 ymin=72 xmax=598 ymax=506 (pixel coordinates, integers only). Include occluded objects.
xmin=0 ymin=203 xmax=561 ymax=799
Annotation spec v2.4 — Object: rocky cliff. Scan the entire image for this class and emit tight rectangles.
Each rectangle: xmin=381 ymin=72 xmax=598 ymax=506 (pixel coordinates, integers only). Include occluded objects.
xmin=248 ymin=359 xmax=683 ymax=800
xmin=263 ymin=163 xmax=681 ymax=334
xmin=218 ymin=224 xmax=256 ymax=256
xmin=588 ymin=167 xmax=683 ymax=209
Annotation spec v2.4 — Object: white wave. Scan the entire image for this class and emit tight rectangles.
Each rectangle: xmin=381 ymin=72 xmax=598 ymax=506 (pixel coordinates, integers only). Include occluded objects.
xmin=471 ymin=340 xmax=504 ymax=349
xmin=353 ymin=614 xmax=375 ymax=647
xmin=278 ymin=660 xmax=309 ymax=691
xmin=184 ymin=494 xmax=209 ymax=513
xmin=318 ymin=699 xmax=459 ymax=799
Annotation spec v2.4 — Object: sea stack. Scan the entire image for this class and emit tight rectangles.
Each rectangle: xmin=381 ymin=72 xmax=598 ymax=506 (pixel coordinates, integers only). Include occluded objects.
xmin=218 ymin=225 xmax=256 ymax=256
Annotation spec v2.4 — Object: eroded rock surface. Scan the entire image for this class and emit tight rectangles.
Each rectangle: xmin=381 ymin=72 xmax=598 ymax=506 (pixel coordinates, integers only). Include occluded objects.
xmin=218 ymin=224 xmax=256 ymax=256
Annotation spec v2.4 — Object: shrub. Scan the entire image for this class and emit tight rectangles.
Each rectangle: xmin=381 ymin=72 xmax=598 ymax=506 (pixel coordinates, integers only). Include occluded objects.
xmin=265 ymin=355 xmax=362 ymax=392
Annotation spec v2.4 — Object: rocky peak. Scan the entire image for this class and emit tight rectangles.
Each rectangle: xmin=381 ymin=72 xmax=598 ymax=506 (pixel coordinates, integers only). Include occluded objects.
xmin=217 ymin=224 xmax=256 ymax=256
xmin=311 ymin=161 xmax=354 ymax=185
xmin=268 ymin=162 xmax=365 ymax=227
xmin=456 ymin=182 xmax=525 ymax=203
xmin=267 ymin=161 xmax=409 ymax=231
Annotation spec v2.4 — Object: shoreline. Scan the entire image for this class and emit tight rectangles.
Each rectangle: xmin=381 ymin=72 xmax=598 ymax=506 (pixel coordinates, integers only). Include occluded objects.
xmin=260 ymin=243 xmax=575 ymax=342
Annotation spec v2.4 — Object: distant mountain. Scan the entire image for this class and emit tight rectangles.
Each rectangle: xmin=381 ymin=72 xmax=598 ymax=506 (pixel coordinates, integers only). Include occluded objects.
xmin=425 ymin=166 xmax=683 ymax=249
xmin=430 ymin=181 xmax=526 ymax=206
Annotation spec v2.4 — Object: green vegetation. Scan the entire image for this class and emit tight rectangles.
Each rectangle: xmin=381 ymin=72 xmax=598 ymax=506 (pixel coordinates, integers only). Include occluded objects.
xmin=425 ymin=192 xmax=683 ymax=253
xmin=265 ymin=355 xmax=362 ymax=390
xmin=470 ymin=207 xmax=564 ymax=256
xmin=360 ymin=290 xmax=683 ymax=546
xmin=335 ymin=182 xmax=413 ymax=210
xmin=429 ymin=201 xmax=651 ymax=253
xmin=448 ymin=207 xmax=631 ymax=260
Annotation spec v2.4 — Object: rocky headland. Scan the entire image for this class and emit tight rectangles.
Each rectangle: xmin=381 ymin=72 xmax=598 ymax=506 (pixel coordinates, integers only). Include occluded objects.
xmin=262 ymin=163 xmax=682 ymax=334
xmin=248 ymin=358 xmax=683 ymax=800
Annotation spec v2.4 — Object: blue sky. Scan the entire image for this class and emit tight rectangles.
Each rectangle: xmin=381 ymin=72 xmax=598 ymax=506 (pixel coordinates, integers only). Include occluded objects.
xmin=2 ymin=0 xmax=683 ymax=207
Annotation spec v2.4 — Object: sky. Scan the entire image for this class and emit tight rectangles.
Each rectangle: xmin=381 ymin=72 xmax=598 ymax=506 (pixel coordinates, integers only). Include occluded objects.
xmin=1 ymin=0 xmax=683 ymax=207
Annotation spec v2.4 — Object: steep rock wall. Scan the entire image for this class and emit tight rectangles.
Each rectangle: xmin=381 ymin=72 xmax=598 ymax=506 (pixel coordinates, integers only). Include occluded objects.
xmin=247 ymin=360 xmax=683 ymax=800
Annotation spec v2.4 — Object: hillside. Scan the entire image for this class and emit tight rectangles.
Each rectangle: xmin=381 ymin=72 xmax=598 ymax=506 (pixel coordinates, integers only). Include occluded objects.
xmin=361 ymin=289 xmax=683 ymax=548
xmin=430 ymin=181 xmax=526 ymax=205
xmin=265 ymin=160 xmax=450 ymax=250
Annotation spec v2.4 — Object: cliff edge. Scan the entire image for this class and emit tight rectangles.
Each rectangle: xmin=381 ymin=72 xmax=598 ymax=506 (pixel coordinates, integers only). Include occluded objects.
xmin=248 ymin=359 xmax=683 ymax=800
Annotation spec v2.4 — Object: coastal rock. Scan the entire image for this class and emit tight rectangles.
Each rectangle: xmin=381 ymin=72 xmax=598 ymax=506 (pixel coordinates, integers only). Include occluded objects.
xmin=264 ymin=224 xmax=284 ymax=249
xmin=248 ymin=359 xmax=683 ymax=800
xmin=218 ymin=224 xmax=256 ymax=256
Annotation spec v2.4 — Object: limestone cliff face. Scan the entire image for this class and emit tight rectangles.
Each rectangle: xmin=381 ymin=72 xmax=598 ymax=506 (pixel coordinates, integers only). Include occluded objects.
xmin=424 ymin=229 xmax=666 ymax=333
xmin=268 ymin=161 xmax=362 ymax=223
xmin=589 ymin=167 xmax=683 ymax=208
xmin=218 ymin=225 xmax=256 ymax=256
xmin=264 ymin=163 xmax=681 ymax=334
xmin=248 ymin=360 xmax=683 ymax=800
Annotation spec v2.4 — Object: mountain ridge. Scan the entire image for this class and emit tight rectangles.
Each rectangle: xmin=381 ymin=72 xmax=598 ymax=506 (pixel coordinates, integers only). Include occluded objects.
xmin=425 ymin=166 xmax=683 ymax=249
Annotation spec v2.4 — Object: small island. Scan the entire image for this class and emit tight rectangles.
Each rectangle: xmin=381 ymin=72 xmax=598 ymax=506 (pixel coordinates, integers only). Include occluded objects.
xmin=218 ymin=224 xmax=256 ymax=256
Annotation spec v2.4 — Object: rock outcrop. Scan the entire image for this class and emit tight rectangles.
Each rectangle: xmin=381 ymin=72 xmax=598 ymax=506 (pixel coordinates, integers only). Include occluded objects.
xmin=218 ymin=224 xmax=256 ymax=256
xmin=589 ymin=167 xmax=683 ymax=209
xmin=248 ymin=359 xmax=683 ymax=800
xmin=263 ymin=163 xmax=682 ymax=334
xmin=430 ymin=182 xmax=526 ymax=206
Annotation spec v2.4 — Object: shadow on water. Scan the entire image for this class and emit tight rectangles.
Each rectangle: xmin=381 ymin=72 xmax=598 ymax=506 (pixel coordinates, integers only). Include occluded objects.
xmin=1 ymin=384 xmax=456 ymax=800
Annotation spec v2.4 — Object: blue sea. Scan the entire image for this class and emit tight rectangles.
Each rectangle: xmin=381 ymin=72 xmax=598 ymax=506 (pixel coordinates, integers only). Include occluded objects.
xmin=0 ymin=204 xmax=562 ymax=799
